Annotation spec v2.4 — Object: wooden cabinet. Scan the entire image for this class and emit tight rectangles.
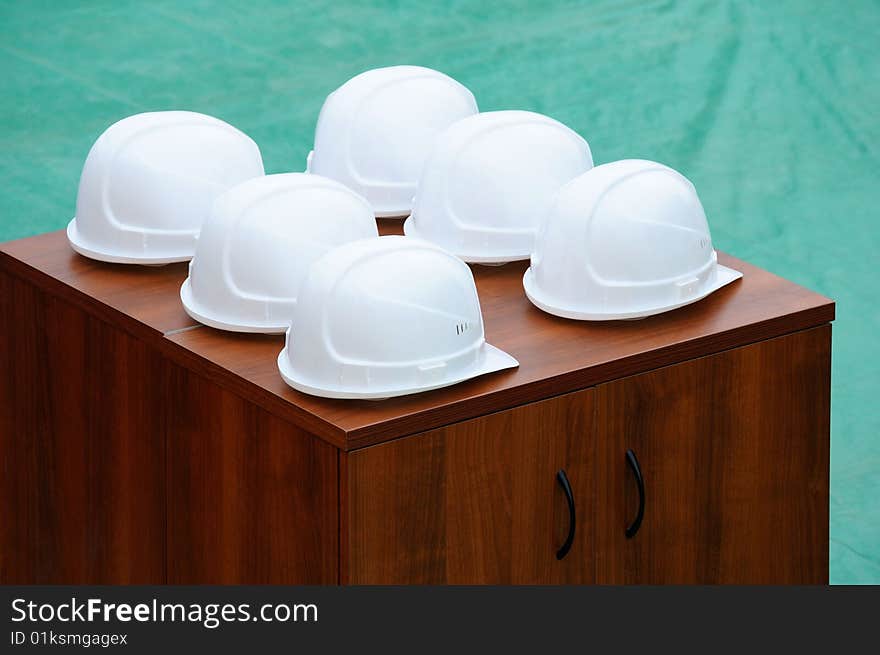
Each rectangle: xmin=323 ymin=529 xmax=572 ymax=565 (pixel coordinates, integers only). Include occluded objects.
xmin=0 ymin=226 xmax=834 ymax=584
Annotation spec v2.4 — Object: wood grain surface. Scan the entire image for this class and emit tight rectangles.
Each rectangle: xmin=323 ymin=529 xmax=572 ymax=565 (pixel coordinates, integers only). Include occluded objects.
xmin=0 ymin=262 xmax=339 ymax=584
xmin=0 ymin=270 xmax=166 ymax=583
xmin=344 ymin=388 xmax=595 ymax=584
xmin=594 ymin=326 xmax=831 ymax=583
xmin=165 ymin=364 xmax=339 ymax=584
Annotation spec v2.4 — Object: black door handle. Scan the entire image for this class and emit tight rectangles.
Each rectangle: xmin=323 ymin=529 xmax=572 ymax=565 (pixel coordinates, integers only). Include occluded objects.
xmin=556 ymin=469 xmax=576 ymax=560
xmin=625 ymin=449 xmax=645 ymax=538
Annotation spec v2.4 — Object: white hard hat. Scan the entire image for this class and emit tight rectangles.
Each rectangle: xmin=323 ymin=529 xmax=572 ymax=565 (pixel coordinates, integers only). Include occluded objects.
xmin=306 ymin=66 xmax=479 ymax=218
xmin=523 ymin=159 xmax=743 ymax=320
xmin=403 ymin=110 xmax=593 ymax=264
xmin=277 ymin=235 xmax=518 ymax=399
xmin=180 ymin=173 xmax=378 ymax=334
xmin=67 ymin=111 xmax=265 ymax=264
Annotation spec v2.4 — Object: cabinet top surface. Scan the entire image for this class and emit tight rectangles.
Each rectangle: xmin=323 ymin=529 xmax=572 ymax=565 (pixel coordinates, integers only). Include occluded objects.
xmin=1 ymin=224 xmax=834 ymax=449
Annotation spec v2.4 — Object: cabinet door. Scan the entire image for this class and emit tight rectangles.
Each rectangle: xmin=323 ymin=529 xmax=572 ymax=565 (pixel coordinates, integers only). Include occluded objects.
xmin=344 ymin=389 xmax=595 ymax=584
xmin=595 ymin=326 xmax=830 ymax=584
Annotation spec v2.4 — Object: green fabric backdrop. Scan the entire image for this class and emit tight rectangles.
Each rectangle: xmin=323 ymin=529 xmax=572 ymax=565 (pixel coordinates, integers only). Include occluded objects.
xmin=1 ymin=0 xmax=877 ymax=583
